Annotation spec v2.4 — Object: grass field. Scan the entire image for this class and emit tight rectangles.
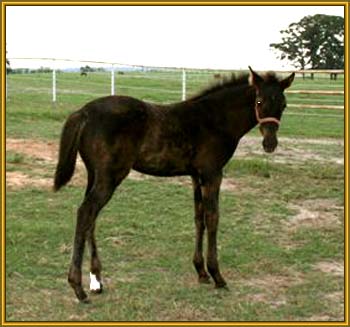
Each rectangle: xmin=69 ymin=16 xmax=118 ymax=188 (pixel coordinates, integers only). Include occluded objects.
xmin=5 ymin=70 xmax=345 ymax=322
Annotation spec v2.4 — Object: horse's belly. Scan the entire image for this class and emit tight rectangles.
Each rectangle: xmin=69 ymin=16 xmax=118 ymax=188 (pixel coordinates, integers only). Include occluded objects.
xmin=132 ymin=148 xmax=191 ymax=177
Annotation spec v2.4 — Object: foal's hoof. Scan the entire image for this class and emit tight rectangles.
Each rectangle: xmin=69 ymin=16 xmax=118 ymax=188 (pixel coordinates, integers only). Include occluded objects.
xmin=90 ymin=283 xmax=103 ymax=294
xmin=199 ymin=275 xmax=211 ymax=284
xmin=215 ymin=281 xmax=229 ymax=290
xmin=73 ymin=288 xmax=90 ymax=303
xmin=80 ymin=296 xmax=91 ymax=304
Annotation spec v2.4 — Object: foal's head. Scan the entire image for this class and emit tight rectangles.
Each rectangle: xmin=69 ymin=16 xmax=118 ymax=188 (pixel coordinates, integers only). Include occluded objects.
xmin=248 ymin=66 xmax=295 ymax=153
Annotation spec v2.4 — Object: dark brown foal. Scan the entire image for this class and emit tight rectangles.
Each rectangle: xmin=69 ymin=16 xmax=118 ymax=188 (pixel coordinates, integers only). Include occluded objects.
xmin=54 ymin=67 xmax=294 ymax=302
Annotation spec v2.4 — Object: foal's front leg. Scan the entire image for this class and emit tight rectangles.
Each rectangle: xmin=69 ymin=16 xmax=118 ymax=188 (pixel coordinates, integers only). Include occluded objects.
xmin=201 ymin=172 xmax=227 ymax=288
xmin=191 ymin=176 xmax=210 ymax=284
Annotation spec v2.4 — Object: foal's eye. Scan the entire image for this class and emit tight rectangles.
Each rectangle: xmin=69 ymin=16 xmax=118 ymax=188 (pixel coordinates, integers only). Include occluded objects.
xmin=256 ymin=100 xmax=263 ymax=105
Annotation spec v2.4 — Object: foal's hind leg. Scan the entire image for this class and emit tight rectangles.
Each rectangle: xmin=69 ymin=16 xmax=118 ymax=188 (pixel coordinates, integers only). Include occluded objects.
xmin=82 ymin=164 xmax=103 ymax=293
xmin=201 ymin=172 xmax=227 ymax=289
xmin=87 ymin=224 xmax=103 ymax=294
xmin=191 ymin=176 xmax=210 ymax=284
xmin=68 ymin=168 xmax=129 ymax=302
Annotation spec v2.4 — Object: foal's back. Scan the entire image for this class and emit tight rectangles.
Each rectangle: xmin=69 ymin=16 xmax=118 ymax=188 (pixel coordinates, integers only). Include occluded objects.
xmin=79 ymin=95 xmax=197 ymax=177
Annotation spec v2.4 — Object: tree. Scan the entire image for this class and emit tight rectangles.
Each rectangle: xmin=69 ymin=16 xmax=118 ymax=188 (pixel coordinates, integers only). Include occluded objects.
xmin=270 ymin=14 xmax=344 ymax=69
xmin=6 ymin=48 xmax=12 ymax=74
xmin=80 ymin=65 xmax=93 ymax=76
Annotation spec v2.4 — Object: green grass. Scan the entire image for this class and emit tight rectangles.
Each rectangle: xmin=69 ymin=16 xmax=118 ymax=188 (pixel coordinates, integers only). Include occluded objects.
xmin=5 ymin=70 xmax=345 ymax=322
xmin=6 ymin=158 xmax=344 ymax=321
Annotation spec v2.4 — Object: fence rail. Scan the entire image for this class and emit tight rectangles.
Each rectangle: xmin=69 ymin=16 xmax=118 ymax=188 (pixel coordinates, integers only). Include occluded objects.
xmin=276 ymin=69 xmax=344 ymax=81
xmin=286 ymin=90 xmax=344 ymax=95
xmin=6 ymin=58 xmax=344 ymax=112
xmin=288 ymin=104 xmax=343 ymax=110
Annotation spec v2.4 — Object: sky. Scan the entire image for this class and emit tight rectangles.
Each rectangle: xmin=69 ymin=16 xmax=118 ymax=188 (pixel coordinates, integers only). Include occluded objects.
xmin=6 ymin=5 xmax=345 ymax=71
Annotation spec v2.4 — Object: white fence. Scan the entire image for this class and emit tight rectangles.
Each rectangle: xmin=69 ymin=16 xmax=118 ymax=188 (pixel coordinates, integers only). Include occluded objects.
xmin=6 ymin=58 xmax=344 ymax=114
xmin=7 ymin=58 xmax=191 ymax=103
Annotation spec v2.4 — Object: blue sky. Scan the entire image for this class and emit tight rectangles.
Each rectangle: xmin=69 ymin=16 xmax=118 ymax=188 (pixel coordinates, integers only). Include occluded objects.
xmin=6 ymin=5 xmax=345 ymax=70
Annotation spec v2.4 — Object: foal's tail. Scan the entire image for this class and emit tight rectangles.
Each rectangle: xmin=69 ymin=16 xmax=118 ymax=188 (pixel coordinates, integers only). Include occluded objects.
xmin=53 ymin=110 xmax=86 ymax=192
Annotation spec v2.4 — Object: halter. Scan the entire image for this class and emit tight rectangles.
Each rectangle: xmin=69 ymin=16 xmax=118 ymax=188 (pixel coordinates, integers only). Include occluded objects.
xmin=255 ymin=102 xmax=280 ymax=127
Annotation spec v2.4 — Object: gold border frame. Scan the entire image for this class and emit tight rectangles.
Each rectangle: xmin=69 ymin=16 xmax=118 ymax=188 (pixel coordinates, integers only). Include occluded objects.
xmin=1 ymin=1 xmax=348 ymax=326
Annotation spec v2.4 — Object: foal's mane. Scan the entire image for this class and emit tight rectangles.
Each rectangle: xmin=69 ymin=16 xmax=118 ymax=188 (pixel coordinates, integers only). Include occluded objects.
xmin=189 ymin=73 xmax=250 ymax=101
xmin=189 ymin=71 xmax=280 ymax=101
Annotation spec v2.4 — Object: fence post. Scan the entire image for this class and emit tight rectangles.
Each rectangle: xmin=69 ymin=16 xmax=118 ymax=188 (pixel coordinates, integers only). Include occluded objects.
xmin=52 ymin=62 xmax=56 ymax=103
xmin=182 ymin=68 xmax=186 ymax=101
xmin=111 ymin=64 xmax=115 ymax=95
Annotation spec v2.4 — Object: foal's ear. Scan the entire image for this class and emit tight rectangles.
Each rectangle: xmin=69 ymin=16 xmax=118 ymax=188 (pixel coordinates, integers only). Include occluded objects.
xmin=248 ymin=66 xmax=264 ymax=89
xmin=280 ymin=72 xmax=295 ymax=90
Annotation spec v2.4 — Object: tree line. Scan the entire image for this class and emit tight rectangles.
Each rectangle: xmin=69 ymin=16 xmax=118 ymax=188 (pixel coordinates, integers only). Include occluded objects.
xmin=6 ymin=66 xmax=108 ymax=75
xmin=270 ymin=14 xmax=344 ymax=70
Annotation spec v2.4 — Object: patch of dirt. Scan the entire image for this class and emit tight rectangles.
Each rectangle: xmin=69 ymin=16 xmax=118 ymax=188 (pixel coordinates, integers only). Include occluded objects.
xmin=278 ymin=199 xmax=343 ymax=251
xmin=242 ymin=270 xmax=343 ymax=321
xmin=245 ymin=273 xmax=305 ymax=290
xmin=305 ymin=289 xmax=344 ymax=321
xmin=236 ymin=136 xmax=344 ymax=165
xmin=303 ymin=314 xmax=333 ymax=321
xmin=6 ymin=138 xmax=89 ymax=189
xmin=279 ymin=137 xmax=343 ymax=146
xmin=324 ymin=291 xmax=343 ymax=302
xmin=221 ymin=178 xmax=238 ymax=192
xmin=6 ymin=138 xmax=58 ymax=162
xmin=157 ymin=301 xmax=219 ymax=321
xmin=243 ymin=272 xmax=304 ymax=309
xmin=6 ymin=171 xmax=52 ymax=189
xmin=244 ymin=292 xmax=287 ymax=309
xmin=285 ymin=199 xmax=343 ymax=231
xmin=313 ymin=261 xmax=344 ymax=277
xmin=128 ymin=170 xmax=149 ymax=181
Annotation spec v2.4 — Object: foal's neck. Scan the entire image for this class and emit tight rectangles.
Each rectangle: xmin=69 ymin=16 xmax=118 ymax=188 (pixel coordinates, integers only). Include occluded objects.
xmin=196 ymin=84 xmax=258 ymax=139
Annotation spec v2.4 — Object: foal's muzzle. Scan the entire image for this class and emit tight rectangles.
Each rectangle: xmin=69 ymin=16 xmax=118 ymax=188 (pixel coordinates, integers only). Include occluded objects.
xmin=255 ymin=103 xmax=280 ymax=153
xmin=260 ymin=124 xmax=278 ymax=153
xmin=262 ymin=135 xmax=278 ymax=153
